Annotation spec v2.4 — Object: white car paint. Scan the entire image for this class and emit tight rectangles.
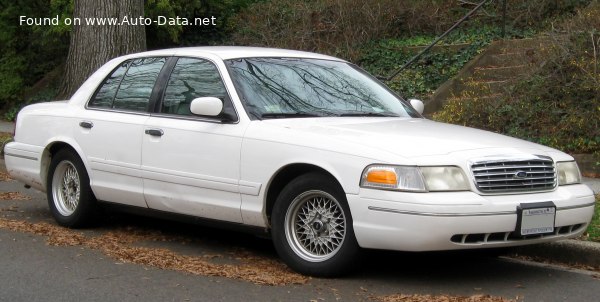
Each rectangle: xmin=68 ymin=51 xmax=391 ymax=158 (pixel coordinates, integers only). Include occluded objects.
xmin=4 ymin=46 xmax=595 ymax=253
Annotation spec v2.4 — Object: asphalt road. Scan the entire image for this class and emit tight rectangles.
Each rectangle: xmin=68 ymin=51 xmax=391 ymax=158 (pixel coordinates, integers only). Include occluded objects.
xmin=1 ymin=163 xmax=599 ymax=302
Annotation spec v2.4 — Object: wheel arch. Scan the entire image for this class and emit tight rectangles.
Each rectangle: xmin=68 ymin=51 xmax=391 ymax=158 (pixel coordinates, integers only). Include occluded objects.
xmin=40 ymin=139 xmax=90 ymax=192
xmin=264 ymin=163 xmax=346 ymax=226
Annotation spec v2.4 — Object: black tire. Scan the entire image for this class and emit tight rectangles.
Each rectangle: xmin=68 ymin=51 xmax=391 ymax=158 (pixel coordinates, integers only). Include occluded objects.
xmin=46 ymin=149 xmax=98 ymax=228
xmin=271 ymin=172 xmax=360 ymax=277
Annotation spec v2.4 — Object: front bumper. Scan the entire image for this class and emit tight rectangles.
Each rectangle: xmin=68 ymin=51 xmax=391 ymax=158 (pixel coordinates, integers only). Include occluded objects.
xmin=347 ymin=184 xmax=595 ymax=251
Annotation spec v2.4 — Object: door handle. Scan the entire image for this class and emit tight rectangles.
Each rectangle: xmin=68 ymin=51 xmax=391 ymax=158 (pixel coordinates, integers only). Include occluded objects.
xmin=79 ymin=121 xmax=93 ymax=129
xmin=145 ymin=129 xmax=164 ymax=137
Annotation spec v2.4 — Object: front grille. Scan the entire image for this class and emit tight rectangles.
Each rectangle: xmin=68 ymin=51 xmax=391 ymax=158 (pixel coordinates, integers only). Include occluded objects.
xmin=471 ymin=155 xmax=556 ymax=194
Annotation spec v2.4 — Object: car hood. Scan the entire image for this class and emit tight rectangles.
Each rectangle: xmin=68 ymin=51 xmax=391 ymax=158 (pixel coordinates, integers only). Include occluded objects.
xmin=257 ymin=117 xmax=559 ymax=160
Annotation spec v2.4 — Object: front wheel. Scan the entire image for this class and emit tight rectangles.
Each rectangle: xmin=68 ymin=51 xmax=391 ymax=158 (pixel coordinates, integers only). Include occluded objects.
xmin=47 ymin=149 xmax=98 ymax=228
xmin=271 ymin=173 xmax=360 ymax=276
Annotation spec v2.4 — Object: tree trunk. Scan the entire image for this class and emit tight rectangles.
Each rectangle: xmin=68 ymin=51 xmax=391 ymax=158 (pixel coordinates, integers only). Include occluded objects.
xmin=57 ymin=0 xmax=146 ymax=99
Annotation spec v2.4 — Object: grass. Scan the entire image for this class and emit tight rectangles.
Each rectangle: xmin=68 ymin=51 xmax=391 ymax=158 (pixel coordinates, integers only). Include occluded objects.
xmin=0 ymin=132 xmax=12 ymax=140
xmin=0 ymin=132 xmax=13 ymax=143
xmin=585 ymin=195 xmax=600 ymax=242
xmin=0 ymin=132 xmax=13 ymax=156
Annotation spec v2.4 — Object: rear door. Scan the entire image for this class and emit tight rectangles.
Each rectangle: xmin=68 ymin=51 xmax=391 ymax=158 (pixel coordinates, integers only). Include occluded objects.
xmin=141 ymin=57 xmax=246 ymax=222
xmin=75 ymin=57 xmax=167 ymax=208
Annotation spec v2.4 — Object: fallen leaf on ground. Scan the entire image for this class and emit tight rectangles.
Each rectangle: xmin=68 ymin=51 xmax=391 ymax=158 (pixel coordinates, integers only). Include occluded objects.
xmin=0 ymin=218 xmax=309 ymax=285
xmin=0 ymin=171 xmax=12 ymax=181
xmin=0 ymin=192 xmax=31 ymax=200
xmin=370 ymin=294 xmax=516 ymax=302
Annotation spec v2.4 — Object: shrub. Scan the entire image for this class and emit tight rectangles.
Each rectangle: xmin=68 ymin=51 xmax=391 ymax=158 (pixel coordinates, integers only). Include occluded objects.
xmin=434 ymin=2 xmax=600 ymax=154
xmin=359 ymin=39 xmax=484 ymax=99
xmin=228 ymin=0 xmax=590 ymax=60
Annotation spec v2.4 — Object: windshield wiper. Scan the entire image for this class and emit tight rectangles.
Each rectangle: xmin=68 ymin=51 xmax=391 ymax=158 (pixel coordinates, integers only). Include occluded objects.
xmin=260 ymin=112 xmax=322 ymax=119
xmin=339 ymin=112 xmax=399 ymax=117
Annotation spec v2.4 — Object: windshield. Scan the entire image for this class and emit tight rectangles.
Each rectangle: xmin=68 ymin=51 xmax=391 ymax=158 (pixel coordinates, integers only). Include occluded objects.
xmin=225 ymin=58 xmax=419 ymax=119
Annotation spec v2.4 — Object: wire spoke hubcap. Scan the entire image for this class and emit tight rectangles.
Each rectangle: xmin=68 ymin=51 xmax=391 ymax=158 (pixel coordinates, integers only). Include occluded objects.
xmin=285 ymin=190 xmax=346 ymax=262
xmin=52 ymin=161 xmax=80 ymax=216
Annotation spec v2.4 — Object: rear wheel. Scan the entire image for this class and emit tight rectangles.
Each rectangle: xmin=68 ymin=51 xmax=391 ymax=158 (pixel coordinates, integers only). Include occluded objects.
xmin=47 ymin=149 xmax=98 ymax=228
xmin=271 ymin=173 xmax=360 ymax=276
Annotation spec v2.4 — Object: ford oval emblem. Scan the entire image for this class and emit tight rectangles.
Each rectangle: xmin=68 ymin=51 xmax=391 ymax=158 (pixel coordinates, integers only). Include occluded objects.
xmin=515 ymin=171 xmax=528 ymax=179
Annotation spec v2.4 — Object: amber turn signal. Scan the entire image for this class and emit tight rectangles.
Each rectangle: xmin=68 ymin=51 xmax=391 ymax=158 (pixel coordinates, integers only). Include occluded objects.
xmin=366 ymin=169 xmax=397 ymax=185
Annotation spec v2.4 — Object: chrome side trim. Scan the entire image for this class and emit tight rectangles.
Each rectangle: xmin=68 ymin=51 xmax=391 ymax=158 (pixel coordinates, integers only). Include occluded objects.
xmin=4 ymin=153 xmax=38 ymax=161
xmin=367 ymin=206 xmax=515 ymax=217
xmin=558 ymin=202 xmax=596 ymax=211
xmin=368 ymin=201 xmax=596 ymax=217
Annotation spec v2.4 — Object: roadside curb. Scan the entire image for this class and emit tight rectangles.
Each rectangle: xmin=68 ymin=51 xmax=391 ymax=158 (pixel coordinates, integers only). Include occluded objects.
xmin=511 ymin=239 xmax=600 ymax=269
xmin=511 ymin=181 xmax=598 ymax=269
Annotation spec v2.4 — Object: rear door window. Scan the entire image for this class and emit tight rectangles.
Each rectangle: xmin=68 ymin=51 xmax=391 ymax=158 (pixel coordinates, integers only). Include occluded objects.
xmin=88 ymin=57 xmax=167 ymax=112
xmin=88 ymin=61 xmax=129 ymax=109
xmin=113 ymin=58 xmax=166 ymax=112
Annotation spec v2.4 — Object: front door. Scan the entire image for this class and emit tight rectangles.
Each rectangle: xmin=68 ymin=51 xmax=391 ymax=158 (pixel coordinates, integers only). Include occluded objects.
xmin=141 ymin=57 xmax=246 ymax=223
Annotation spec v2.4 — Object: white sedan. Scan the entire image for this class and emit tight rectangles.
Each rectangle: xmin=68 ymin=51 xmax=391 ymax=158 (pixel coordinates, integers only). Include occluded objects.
xmin=4 ymin=47 xmax=595 ymax=276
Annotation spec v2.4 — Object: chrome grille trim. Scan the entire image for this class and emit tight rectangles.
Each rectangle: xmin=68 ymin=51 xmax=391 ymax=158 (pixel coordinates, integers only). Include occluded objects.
xmin=470 ymin=155 xmax=556 ymax=194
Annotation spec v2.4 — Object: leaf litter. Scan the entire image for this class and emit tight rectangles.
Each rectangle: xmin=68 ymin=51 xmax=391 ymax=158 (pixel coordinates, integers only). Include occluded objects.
xmin=0 ymin=218 xmax=308 ymax=285
xmin=370 ymin=294 xmax=518 ymax=302
xmin=0 ymin=171 xmax=12 ymax=181
xmin=0 ymin=192 xmax=31 ymax=200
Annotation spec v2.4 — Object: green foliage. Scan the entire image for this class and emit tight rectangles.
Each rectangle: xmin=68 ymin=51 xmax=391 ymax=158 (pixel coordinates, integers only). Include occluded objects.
xmin=433 ymin=75 xmax=600 ymax=154
xmin=356 ymin=24 xmax=522 ymax=99
xmin=586 ymin=195 xmax=600 ymax=242
xmin=0 ymin=0 xmax=593 ymax=120
xmin=228 ymin=0 xmax=414 ymax=60
xmin=3 ymin=87 xmax=58 ymax=122
xmin=47 ymin=0 xmax=73 ymax=35
xmin=229 ymin=0 xmax=591 ymax=60
xmin=145 ymin=0 xmax=261 ymax=48
xmin=0 ymin=0 xmax=70 ymax=112
xmin=434 ymin=2 xmax=600 ymax=154
xmin=0 ymin=54 xmax=26 ymax=102
xmin=359 ymin=42 xmax=482 ymax=99
xmin=3 ymin=107 xmax=19 ymax=122
xmin=0 ymin=0 xmax=258 ymax=114
xmin=0 ymin=132 xmax=13 ymax=150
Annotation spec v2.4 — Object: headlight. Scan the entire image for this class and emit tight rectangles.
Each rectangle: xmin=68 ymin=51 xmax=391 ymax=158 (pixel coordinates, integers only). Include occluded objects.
xmin=420 ymin=166 xmax=470 ymax=191
xmin=360 ymin=165 xmax=470 ymax=192
xmin=557 ymin=161 xmax=581 ymax=185
xmin=360 ymin=165 xmax=426 ymax=192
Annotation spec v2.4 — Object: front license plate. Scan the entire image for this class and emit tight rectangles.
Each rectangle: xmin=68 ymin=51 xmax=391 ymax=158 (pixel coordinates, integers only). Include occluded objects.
xmin=517 ymin=202 xmax=556 ymax=236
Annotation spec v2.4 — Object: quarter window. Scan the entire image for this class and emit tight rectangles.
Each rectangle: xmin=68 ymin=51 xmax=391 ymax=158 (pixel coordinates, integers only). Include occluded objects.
xmin=162 ymin=58 xmax=227 ymax=115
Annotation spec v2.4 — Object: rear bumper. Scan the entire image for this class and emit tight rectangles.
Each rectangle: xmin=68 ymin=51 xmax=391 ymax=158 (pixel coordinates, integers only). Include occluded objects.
xmin=4 ymin=142 xmax=45 ymax=191
xmin=347 ymin=184 xmax=595 ymax=251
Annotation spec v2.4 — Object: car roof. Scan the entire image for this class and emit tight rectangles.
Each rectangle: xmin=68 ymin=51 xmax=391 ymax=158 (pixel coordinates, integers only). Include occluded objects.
xmin=122 ymin=46 xmax=347 ymax=62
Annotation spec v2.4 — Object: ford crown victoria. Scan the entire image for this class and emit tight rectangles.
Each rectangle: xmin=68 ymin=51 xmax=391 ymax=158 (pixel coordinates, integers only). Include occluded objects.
xmin=4 ymin=47 xmax=595 ymax=276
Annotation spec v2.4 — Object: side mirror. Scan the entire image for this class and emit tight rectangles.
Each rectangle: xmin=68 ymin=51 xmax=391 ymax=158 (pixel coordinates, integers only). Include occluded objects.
xmin=190 ymin=97 xmax=223 ymax=117
xmin=409 ymin=99 xmax=424 ymax=115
